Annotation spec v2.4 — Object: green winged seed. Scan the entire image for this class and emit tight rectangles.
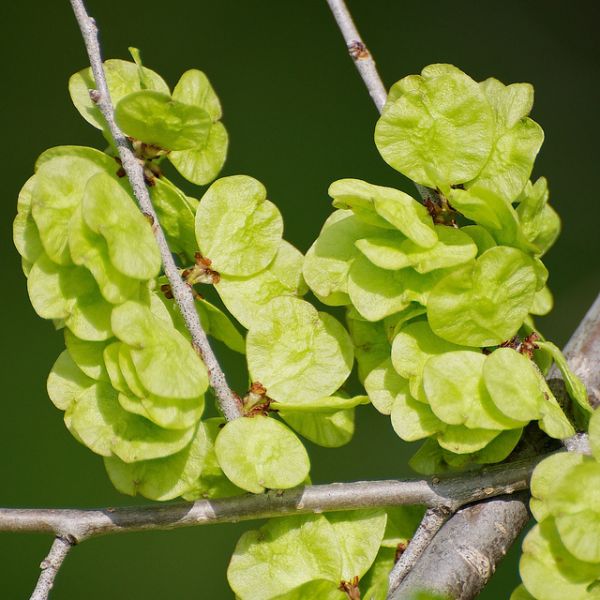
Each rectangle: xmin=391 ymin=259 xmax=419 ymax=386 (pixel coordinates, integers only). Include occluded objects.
xmin=280 ymin=408 xmax=355 ymax=448
xmin=428 ymin=246 xmax=538 ymax=346
xmin=303 ymin=210 xmax=380 ymax=305
xmin=347 ymin=255 xmax=411 ymax=321
xmin=449 ymin=187 xmax=534 ymax=252
xmin=112 ymin=301 xmax=208 ymax=399
xmin=270 ymin=393 xmax=368 ymax=413
xmin=69 ymin=59 xmax=170 ymax=131
xmin=355 ymin=226 xmax=476 ymax=274
xmin=510 ymin=585 xmax=536 ymax=600
xmin=468 ymin=118 xmax=544 ymax=203
xmin=173 ymin=69 xmax=222 ymax=121
xmin=589 ymin=409 xmax=600 ymax=461
xmin=69 ymin=206 xmax=141 ymax=304
xmin=31 ymin=148 xmax=119 ymax=265
xmin=437 ymin=426 xmax=499 ymax=454
xmin=169 ymin=70 xmax=228 ymax=185
xmin=28 ymin=253 xmax=113 ymax=341
xmin=327 ymin=509 xmax=387 ymax=581
xmin=470 ymin=428 xmax=523 ymax=465
xmin=530 ymin=286 xmax=553 ymax=316
xmin=149 ymin=178 xmax=197 ymax=261
xmin=548 ymin=460 xmax=600 ymax=519
xmin=423 ymin=351 xmax=526 ymax=430
xmin=538 ymin=394 xmax=575 ymax=440
xmin=391 ymin=320 xmax=468 ymax=399
xmin=480 ymin=79 xmax=534 ymax=130
xmin=246 ymin=297 xmax=353 ymax=404
xmin=346 ymin=315 xmax=390 ymax=383
xmin=520 ymin=520 xmax=600 ymax=600
xmin=364 ymin=358 xmax=412 ymax=416
xmin=104 ymin=421 xmax=210 ymax=501
xmin=118 ymin=391 xmax=204 ymax=431
xmin=329 ymin=179 xmax=396 ymax=230
xmin=103 ymin=342 xmax=133 ymax=395
xmin=375 ymin=67 xmax=495 ymax=189
xmin=272 ymin=580 xmax=345 ymax=600
xmin=47 ymin=350 xmax=95 ymax=411
xmin=196 ymin=298 xmax=246 ymax=354
xmin=483 ymin=348 xmax=544 ymax=422
xmin=529 ymin=204 xmax=561 ymax=256
xmin=115 ymin=90 xmax=211 ymax=151
xmin=65 ymin=382 xmax=196 ymax=462
xmin=359 ymin=547 xmax=396 ymax=600
xmin=216 ymin=240 xmax=306 ymax=330
xmin=529 ymin=452 xmax=588 ymax=522
xmin=83 ymin=172 xmax=161 ymax=280
xmin=555 ymin=509 xmax=600 ymax=564
xmin=227 ymin=514 xmax=341 ymax=600
xmin=461 ymin=225 xmax=497 ymax=256
xmin=182 ymin=418 xmax=245 ymax=501
xmin=538 ymin=341 xmax=591 ymax=414
xmin=329 ymin=180 xmax=437 ymax=248
xmin=517 ymin=178 xmax=548 ymax=235
xmin=391 ymin=393 xmax=445 ymax=441
xmin=170 ymin=122 xmax=229 ymax=186
xmin=64 ymin=329 xmax=110 ymax=382
xmin=195 ymin=175 xmax=283 ymax=276
xmin=328 ymin=179 xmax=437 ymax=247
xmin=215 ymin=415 xmax=310 ymax=494
xmin=13 ymin=175 xmax=44 ymax=265
xmin=118 ymin=344 xmax=147 ymax=398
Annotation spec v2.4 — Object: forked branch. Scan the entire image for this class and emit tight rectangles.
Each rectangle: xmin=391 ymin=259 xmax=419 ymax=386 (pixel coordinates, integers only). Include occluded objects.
xmin=69 ymin=0 xmax=243 ymax=422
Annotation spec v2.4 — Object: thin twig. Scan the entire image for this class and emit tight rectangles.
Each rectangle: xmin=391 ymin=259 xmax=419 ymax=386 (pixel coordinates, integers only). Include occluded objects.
xmin=29 ymin=536 xmax=74 ymax=600
xmin=68 ymin=0 xmax=243 ymax=421
xmin=387 ymin=507 xmax=451 ymax=597
xmin=325 ymin=0 xmax=387 ymax=111
xmin=0 ymin=455 xmax=537 ymax=542
xmin=325 ymin=0 xmax=439 ymax=206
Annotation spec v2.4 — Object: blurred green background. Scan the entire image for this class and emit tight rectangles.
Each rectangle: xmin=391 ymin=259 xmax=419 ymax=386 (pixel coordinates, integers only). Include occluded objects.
xmin=2 ymin=1 xmax=598 ymax=598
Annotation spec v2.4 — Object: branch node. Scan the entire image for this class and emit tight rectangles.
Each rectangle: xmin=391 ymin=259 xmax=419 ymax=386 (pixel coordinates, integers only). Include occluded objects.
xmin=88 ymin=89 xmax=101 ymax=103
xmin=348 ymin=40 xmax=370 ymax=60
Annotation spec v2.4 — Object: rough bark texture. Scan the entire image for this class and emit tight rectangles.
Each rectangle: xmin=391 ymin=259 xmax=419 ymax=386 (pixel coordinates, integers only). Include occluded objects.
xmin=390 ymin=493 xmax=530 ymax=599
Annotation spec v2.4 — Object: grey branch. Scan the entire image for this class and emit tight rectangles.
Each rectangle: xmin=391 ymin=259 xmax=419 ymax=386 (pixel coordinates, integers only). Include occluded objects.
xmin=69 ymin=0 xmax=243 ymax=422
xmin=389 ymin=493 xmax=531 ymax=600
xmin=30 ymin=537 xmax=74 ymax=600
xmin=388 ymin=508 xmax=452 ymax=596
xmin=387 ymin=507 xmax=451 ymax=596
xmin=1 ymin=455 xmax=537 ymax=542
xmin=325 ymin=0 xmax=387 ymax=111
xmin=325 ymin=0 xmax=439 ymax=208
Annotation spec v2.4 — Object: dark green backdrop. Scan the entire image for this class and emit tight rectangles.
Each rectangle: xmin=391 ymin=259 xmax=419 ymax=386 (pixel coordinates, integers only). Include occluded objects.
xmin=2 ymin=1 xmax=598 ymax=598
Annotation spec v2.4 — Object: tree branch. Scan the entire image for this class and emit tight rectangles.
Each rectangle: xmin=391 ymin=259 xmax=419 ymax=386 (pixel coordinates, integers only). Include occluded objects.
xmin=0 ymin=455 xmax=537 ymax=542
xmin=68 ymin=0 xmax=243 ymax=421
xmin=30 ymin=536 xmax=74 ymax=600
xmin=387 ymin=507 xmax=451 ymax=596
xmin=325 ymin=0 xmax=440 ymax=208
xmin=325 ymin=0 xmax=387 ymax=112
xmin=389 ymin=493 xmax=531 ymax=600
